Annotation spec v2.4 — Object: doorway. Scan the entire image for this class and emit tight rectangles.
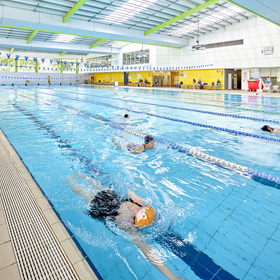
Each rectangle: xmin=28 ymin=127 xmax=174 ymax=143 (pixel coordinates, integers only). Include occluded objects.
xmin=225 ymin=69 xmax=242 ymax=90
xmin=124 ymin=72 xmax=129 ymax=85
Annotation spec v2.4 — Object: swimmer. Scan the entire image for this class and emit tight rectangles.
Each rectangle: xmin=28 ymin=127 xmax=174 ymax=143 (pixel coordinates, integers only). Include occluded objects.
xmin=112 ymin=135 xmax=155 ymax=152
xmin=261 ymin=125 xmax=280 ymax=134
xmin=67 ymin=174 xmax=182 ymax=280
xmin=124 ymin=114 xmax=129 ymax=118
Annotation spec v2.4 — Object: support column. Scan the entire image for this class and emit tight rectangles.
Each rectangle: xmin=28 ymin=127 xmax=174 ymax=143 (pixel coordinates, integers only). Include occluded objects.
xmin=15 ymin=59 xmax=18 ymax=72
xmin=76 ymin=60 xmax=79 ymax=74
xmin=8 ymin=57 xmax=10 ymax=72
xmin=36 ymin=59 xmax=39 ymax=73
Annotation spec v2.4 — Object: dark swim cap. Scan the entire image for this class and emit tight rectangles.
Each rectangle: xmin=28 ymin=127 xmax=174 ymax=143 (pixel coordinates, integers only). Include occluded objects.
xmin=261 ymin=125 xmax=274 ymax=132
xmin=124 ymin=114 xmax=129 ymax=118
xmin=144 ymin=135 xmax=154 ymax=143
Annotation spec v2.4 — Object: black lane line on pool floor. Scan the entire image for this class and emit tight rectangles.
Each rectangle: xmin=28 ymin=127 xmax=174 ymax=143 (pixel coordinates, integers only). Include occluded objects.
xmin=5 ymin=104 xmax=104 ymax=280
xmin=11 ymin=103 xmax=238 ymax=280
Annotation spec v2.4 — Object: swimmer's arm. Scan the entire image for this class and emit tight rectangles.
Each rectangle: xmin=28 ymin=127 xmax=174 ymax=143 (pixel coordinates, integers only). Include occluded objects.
xmin=273 ymin=127 xmax=280 ymax=134
xmin=74 ymin=174 xmax=103 ymax=190
xmin=112 ymin=137 xmax=122 ymax=149
xmin=127 ymin=191 xmax=144 ymax=206
xmin=133 ymin=236 xmax=182 ymax=280
xmin=118 ymin=135 xmax=130 ymax=143
xmin=66 ymin=176 xmax=95 ymax=203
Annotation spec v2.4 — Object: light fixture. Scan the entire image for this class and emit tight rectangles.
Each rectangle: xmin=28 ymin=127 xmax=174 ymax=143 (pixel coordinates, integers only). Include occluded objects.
xmin=53 ymin=34 xmax=77 ymax=43
xmin=110 ymin=46 xmax=115 ymax=65
xmin=137 ymin=44 xmax=148 ymax=59
xmin=191 ymin=21 xmax=205 ymax=51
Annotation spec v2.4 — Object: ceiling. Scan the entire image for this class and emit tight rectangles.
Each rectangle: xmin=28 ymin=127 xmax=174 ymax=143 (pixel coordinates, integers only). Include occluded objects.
xmin=0 ymin=0 xmax=279 ymax=57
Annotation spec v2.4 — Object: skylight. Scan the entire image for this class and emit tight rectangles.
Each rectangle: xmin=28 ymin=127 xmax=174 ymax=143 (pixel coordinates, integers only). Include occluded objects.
xmin=102 ymin=0 xmax=157 ymax=24
xmin=168 ymin=4 xmax=246 ymax=37
xmin=53 ymin=34 xmax=78 ymax=43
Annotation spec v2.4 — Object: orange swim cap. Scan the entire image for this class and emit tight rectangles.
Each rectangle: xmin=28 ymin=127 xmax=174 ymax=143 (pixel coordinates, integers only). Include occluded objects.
xmin=135 ymin=206 xmax=156 ymax=228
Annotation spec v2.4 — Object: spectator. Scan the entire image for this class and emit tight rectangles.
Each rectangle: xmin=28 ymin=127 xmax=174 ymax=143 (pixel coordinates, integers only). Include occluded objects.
xmin=265 ymin=76 xmax=272 ymax=92
xmin=193 ymin=78 xmax=196 ymax=89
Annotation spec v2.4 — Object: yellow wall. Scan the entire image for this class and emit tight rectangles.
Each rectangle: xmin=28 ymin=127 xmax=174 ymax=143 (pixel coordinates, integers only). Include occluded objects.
xmin=92 ymin=69 xmax=223 ymax=88
xmin=92 ymin=72 xmax=123 ymax=84
xmin=171 ymin=71 xmax=179 ymax=86
xmin=179 ymin=69 xmax=225 ymax=89
xmin=128 ymin=71 xmax=153 ymax=85
xmin=93 ymin=71 xmax=153 ymax=85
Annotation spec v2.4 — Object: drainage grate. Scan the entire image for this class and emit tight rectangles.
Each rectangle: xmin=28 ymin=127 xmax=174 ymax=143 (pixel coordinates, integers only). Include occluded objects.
xmin=0 ymin=138 xmax=79 ymax=280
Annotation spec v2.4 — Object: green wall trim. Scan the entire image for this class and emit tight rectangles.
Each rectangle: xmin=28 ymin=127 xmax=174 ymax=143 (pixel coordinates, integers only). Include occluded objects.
xmin=144 ymin=0 xmax=220 ymax=36
xmin=89 ymin=39 xmax=106 ymax=49
xmin=0 ymin=24 xmax=181 ymax=49
xmin=225 ymin=0 xmax=280 ymax=27
xmin=63 ymin=0 xmax=89 ymax=23
xmin=27 ymin=30 xmax=38 ymax=44
xmin=10 ymin=48 xmax=14 ymax=54
xmin=59 ymin=51 xmax=67 ymax=57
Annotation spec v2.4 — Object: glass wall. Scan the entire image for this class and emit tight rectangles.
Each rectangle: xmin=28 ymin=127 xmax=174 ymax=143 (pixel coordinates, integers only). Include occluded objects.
xmin=123 ymin=49 xmax=149 ymax=65
xmin=86 ymin=55 xmax=112 ymax=67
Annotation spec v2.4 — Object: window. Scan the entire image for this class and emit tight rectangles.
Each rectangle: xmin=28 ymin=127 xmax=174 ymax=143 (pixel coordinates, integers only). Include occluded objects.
xmin=123 ymin=50 xmax=149 ymax=65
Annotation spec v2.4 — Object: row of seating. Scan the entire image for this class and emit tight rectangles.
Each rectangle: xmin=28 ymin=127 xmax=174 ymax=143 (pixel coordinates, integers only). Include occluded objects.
xmin=180 ymin=84 xmax=221 ymax=90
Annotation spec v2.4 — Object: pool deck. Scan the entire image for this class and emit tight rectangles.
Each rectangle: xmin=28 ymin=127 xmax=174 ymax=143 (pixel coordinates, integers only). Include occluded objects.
xmin=0 ymin=129 xmax=98 ymax=280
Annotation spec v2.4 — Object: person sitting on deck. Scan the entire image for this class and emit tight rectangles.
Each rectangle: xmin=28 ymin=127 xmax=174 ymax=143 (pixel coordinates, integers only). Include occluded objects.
xmin=216 ymin=79 xmax=221 ymax=88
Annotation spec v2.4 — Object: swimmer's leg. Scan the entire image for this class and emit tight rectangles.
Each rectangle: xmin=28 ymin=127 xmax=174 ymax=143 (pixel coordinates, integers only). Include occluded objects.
xmin=74 ymin=173 xmax=104 ymax=191
xmin=66 ymin=176 xmax=95 ymax=203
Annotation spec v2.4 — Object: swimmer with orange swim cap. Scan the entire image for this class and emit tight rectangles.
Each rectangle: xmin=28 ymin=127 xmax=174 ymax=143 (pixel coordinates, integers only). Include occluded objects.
xmin=134 ymin=206 xmax=156 ymax=228
xmin=67 ymin=174 xmax=182 ymax=280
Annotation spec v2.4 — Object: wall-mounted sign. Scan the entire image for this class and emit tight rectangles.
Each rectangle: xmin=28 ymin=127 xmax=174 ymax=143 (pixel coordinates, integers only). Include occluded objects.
xmin=264 ymin=46 xmax=273 ymax=55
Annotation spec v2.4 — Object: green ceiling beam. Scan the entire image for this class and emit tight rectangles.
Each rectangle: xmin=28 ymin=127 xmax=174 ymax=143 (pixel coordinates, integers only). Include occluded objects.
xmin=10 ymin=48 xmax=14 ymax=54
xmin=0 ymin=24 xmax=181 ymax=49
xmin=59 ymin=51 xmax=67 ymax=56
xmin=27 ymin=30 xmax=38 ymax=44
xmin=144 ymin=0 xmax=221 ymax=36
xmin=89 ymin=39 xmax=106 ymax=49
xmin=63 ymin=0 xmax=89 ymax=23
xmin=225 ymin=0 xmax=280 ymax=27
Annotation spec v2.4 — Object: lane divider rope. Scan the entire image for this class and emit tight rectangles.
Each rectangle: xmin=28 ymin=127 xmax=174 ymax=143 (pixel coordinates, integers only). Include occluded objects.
xmin=54 ymin=87 xmax=280 ymax=116
xmin=10 ymin=91 xmax=280 ymax=188
xmin=43 ymin=89 xmax=280 ymax=125
xmin=132 ymin=88 xmax=280 ymax=108
xmin=21 ymin=90 xmax=280 ymax=144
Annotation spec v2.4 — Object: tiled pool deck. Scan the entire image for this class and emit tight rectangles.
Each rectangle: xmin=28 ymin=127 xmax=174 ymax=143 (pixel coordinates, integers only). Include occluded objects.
xmin=0 ymin=129 xmax=98 ymax=280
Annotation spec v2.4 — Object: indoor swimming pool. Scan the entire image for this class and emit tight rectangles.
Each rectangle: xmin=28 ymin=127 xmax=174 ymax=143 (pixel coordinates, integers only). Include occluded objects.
xmin=0 ymin=85 xmax=280 ymax=280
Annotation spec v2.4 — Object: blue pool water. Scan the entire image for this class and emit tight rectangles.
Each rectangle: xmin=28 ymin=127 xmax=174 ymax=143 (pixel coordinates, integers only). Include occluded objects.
xmin=0 ymin=85 xmax=280 ymax=280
